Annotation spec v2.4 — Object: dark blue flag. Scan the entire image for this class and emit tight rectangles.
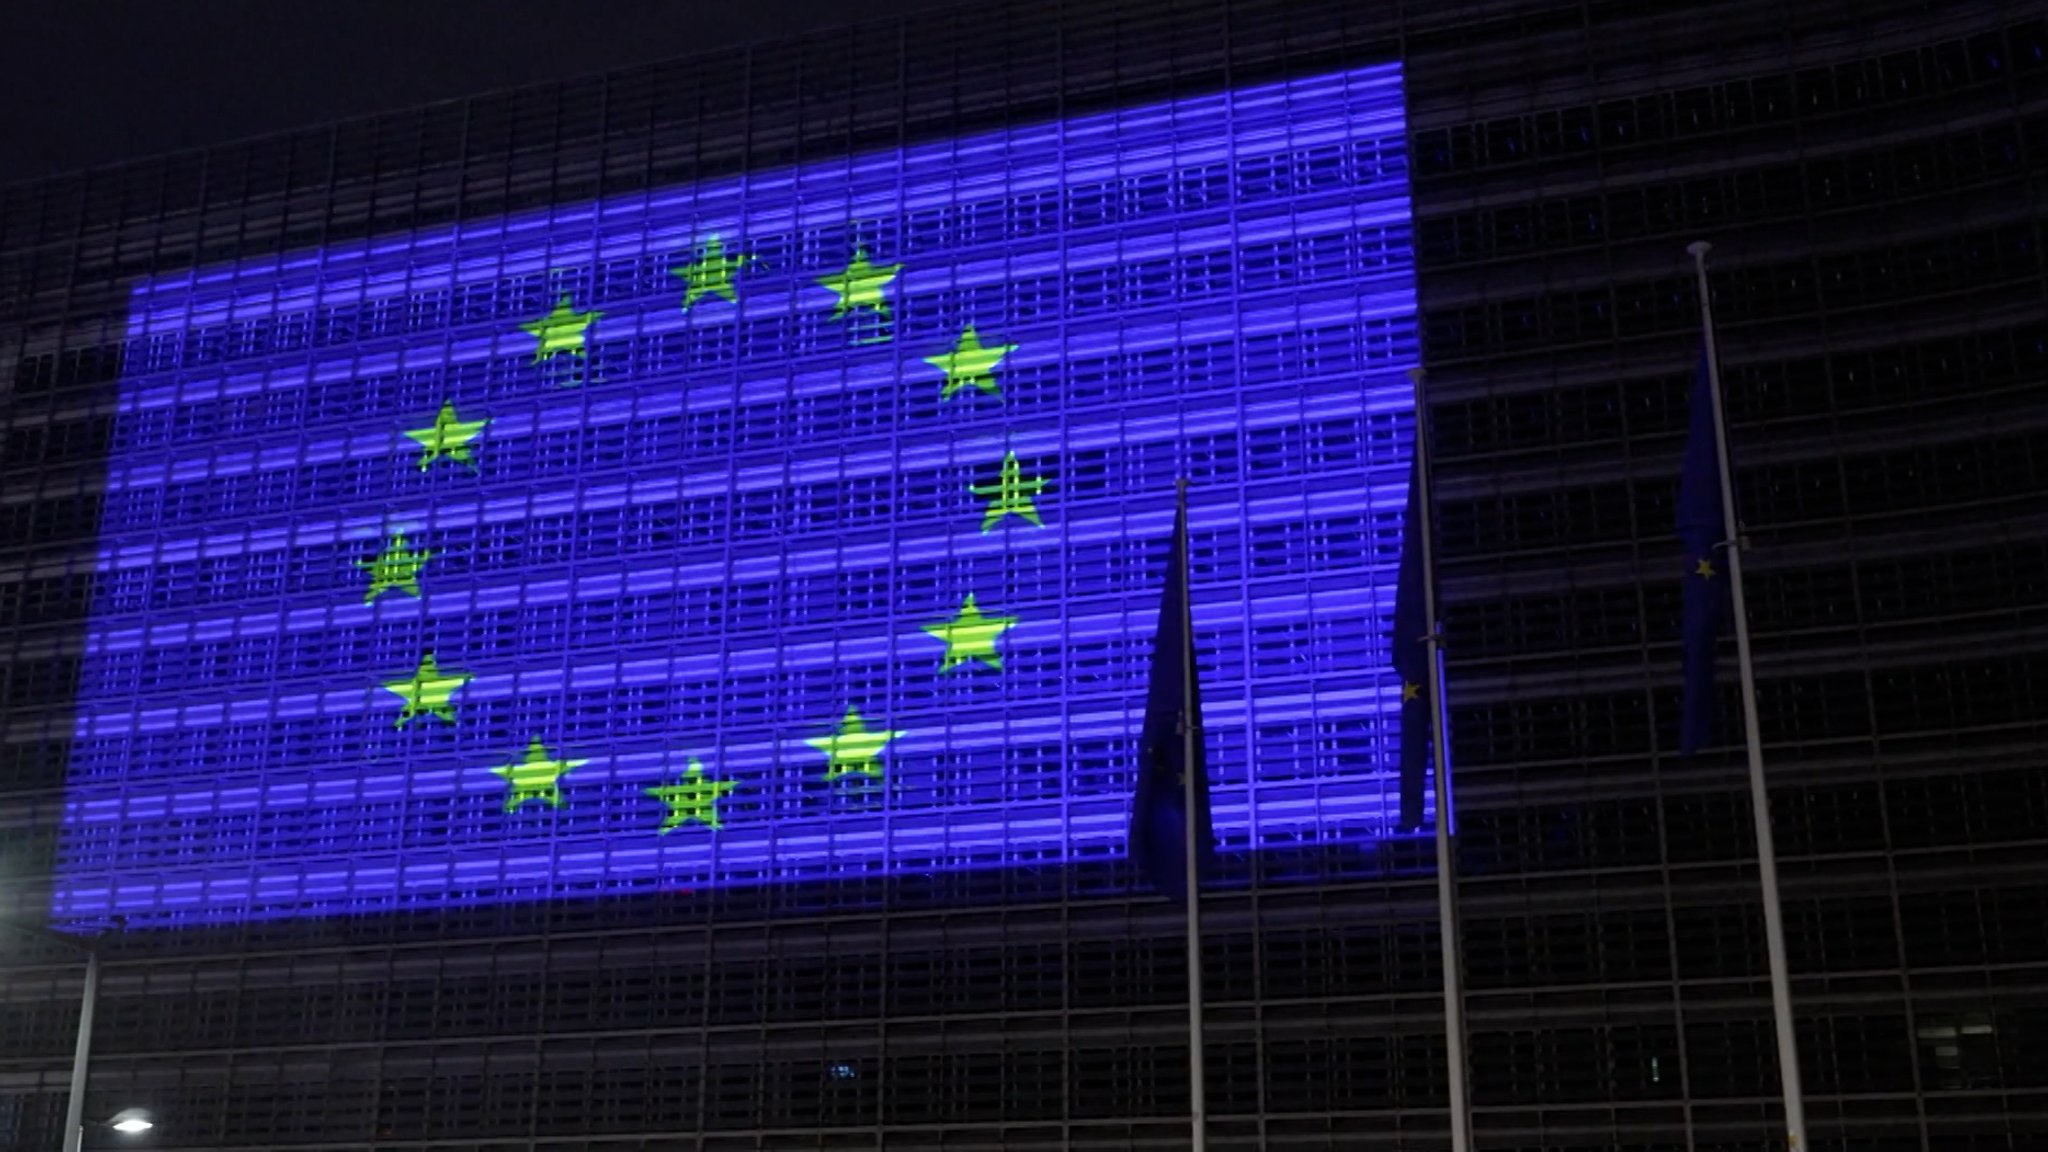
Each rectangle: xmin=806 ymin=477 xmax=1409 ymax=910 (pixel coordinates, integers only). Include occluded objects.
xmin=1679 ymin=353 xmax=1732 ymax=755
xmin=1130 ymin=496 xmax=1214 ymax=903
xmin=1391 ymin=453 xmax=1432 ymax=831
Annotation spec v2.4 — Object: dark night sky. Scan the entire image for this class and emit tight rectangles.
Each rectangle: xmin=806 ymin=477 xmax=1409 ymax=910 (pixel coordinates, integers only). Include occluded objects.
xmin=0 ymin=0 xmax=953 ymax=186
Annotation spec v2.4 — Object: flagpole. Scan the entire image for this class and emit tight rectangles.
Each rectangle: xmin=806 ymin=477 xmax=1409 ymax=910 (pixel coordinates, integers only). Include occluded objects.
xmin=1175 ymin=478 xmax=1207 ymax=1152
xmin=1687 ymin=241 xmax=1807 ymax=1152
xmin=1406 ymin=369 xmax=1473 ymax=1152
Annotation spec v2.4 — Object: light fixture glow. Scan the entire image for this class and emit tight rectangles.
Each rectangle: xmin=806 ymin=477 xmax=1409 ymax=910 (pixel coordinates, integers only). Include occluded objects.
xmin=108 ymin=1108 xmax=155 ymax=1135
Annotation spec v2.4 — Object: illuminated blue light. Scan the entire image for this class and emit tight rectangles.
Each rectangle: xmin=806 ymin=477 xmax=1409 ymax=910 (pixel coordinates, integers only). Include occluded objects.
xmin=52 ymin=61 xmax=1420 ymax=927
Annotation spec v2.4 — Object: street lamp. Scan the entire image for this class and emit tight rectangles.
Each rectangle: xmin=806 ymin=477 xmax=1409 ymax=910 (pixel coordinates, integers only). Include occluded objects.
xmin=104 ymin=1108 xmax=156 ymax=1136
xmin=0 ymin=918 xmax=144 ymax=1150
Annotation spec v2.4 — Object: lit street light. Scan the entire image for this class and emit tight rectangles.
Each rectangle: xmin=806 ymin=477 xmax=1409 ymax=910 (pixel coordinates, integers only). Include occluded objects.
xmin=0 ymin=917 xmax=149 ymax=1149
xmin=105 ymin=1109 xmax=156 ymax=1136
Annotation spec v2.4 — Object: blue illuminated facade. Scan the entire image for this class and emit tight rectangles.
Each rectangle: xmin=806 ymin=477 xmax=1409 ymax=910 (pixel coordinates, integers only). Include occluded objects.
xmin=53 ymin=62 xmax=1418 ymax=927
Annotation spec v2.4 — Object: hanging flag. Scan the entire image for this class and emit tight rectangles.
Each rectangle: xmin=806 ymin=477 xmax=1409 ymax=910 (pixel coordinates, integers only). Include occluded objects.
xmin=1391 ymin=450 xmax=1433 ymax=830
xmin=1129 ymin=494 xmax=1214 ymax=903
xmin=1679 ymin=353 xmax=1732 ymax=755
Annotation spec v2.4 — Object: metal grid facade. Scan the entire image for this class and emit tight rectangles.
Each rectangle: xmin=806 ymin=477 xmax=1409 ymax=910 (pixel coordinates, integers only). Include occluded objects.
xmin=3 ymin=0 xmax=2045 ymax=1148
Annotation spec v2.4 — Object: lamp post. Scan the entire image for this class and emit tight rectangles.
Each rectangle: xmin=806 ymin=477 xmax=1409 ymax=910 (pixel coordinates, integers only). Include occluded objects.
xmin=0 ymin=919 xmax=130 ymax=1150
xmin=61 ymin=946 xmax=100 ymax=1152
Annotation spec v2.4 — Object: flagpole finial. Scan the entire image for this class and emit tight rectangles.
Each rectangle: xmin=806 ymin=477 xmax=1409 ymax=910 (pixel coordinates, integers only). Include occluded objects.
xmin=1687 ymin=240 xmax=1713 ymax=264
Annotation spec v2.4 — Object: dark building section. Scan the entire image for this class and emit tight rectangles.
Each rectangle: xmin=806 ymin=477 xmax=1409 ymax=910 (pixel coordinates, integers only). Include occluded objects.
xmin=2 ymin=1 xmax=2044 ymax=1148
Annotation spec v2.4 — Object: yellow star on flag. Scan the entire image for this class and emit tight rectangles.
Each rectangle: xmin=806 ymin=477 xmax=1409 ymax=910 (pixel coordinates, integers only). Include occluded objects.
xmin=806 ymin=707 xmax=906 ymax=782
xmin=922 ymin=594 xmax=1019 ymax=672
xmin=968 ymin=452 xmax=1048 ymax=532
xmin=1694 ymin=557 xmax=1717 ymax=579
xmin=403 ymin=402 xmax=489 ymax=473
xmin=520 ymin=294 xmax=602 ymax=363
xmin=646 ymin=757 xmax=739 ymax=833
xmin=925 ymin=326 xmax=1019 ymax=400
xmin=817 ymin=249 xmax=903 ymax=321
xmin=672 ymin=236 xmax=753 ymax=310
xmin=356 ymin=533 xmax=434 ymax=605
xmin=490 ymin=736 xmax=588 ymax=813
xmin=1401 ymin=681 xmax=1420 ymax=703
xmin=381 ymin=652 xmax=472 ymax=728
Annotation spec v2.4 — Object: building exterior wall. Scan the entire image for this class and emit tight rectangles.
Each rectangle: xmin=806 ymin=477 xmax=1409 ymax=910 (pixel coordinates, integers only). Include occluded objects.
xmin=2 ymin=1 xmax=2044 ymax=1148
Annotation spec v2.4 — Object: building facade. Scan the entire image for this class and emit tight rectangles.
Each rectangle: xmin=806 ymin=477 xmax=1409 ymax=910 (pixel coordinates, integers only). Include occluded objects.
xmin=2 ymin=0 xmax=2044 ymax=1148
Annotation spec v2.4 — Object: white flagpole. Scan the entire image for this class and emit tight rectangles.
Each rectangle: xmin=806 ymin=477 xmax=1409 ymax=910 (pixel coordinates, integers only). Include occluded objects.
xmin=1687 ymin=241 xmax=1807 ymax=1151
xmin=1406 ymin=368 xmax=1473 ymax=1152
xmin=1176 ymin=477 xmax=1207 ymax=1152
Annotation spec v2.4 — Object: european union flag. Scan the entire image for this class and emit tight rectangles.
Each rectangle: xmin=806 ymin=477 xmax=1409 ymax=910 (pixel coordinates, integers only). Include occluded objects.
xmin=51 ymin=62 xmax=1425 ymax=929
xmin=1679 ymin=353 xmax=1731 ymax=755
xmin=1391 ymin=452 xmax=1433 ymax=831
xmin=1130 ymin=495 xmax=1214 ymax=903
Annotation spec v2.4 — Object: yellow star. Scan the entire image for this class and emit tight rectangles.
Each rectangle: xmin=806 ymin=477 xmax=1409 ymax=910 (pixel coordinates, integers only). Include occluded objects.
xmin=520 ymin=294 xmax=602 ymax=362
xmin=924 ymin=326 xmax=1019 ymax=400
xmin=672 ymin=236 xmax=754 ymax=310
xmin=1401 ymin=681 xmax=1420 ymax=703
xmin=922 ymin=594 xmax=1019 ymax=672
xmin=381 ymin=652 xmax=472 ymax=728
xmin=403 ymin=402 xmax=489 ymax=473
xmin=1694 ymin=557 xmax=1717 ymax=579
xmin=489 ymin=736 xmax=588 ymax=813
xmin=967 ymin=452 xmax=1048 ymax=533
xmin=806 ymin=707 xmax=906 ymax=782
xmin=355 ymin=533 xmax=433 ymax=605
xmin=646 ymin=757 xmax=739 ymax=833
xmin=817 ymin=249 xmax=903 ymax=321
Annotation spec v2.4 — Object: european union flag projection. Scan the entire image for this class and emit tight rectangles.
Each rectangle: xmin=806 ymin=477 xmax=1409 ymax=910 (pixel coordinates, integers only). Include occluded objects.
xmin=49 ymin=62 xmax=1422 ymax=927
